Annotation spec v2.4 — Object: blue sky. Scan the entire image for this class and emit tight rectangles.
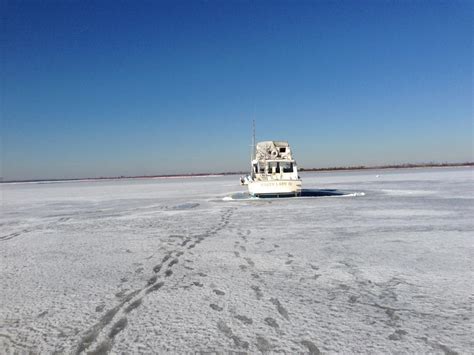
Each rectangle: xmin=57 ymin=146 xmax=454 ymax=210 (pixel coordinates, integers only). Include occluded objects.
xmin=2 ymin=0 xmax=472 ymax=180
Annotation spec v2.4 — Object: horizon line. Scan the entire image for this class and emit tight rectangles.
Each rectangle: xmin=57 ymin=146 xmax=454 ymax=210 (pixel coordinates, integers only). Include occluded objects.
xmin=1 ymin=161 xmax=472 ymax=184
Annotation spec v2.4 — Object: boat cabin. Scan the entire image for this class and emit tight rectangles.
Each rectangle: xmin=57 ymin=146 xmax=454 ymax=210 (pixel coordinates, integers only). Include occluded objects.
xmin=252 ymin=160 xmax=298 ymax=178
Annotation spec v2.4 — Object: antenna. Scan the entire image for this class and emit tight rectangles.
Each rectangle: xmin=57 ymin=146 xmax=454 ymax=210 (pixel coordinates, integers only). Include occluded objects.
xmin=252 ymin=119 xmax=256 ymax=160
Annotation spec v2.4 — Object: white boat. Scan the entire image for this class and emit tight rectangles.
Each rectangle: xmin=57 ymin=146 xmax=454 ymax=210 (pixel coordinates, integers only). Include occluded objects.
xmin=241 ymin=140 xmax=302 ymax=197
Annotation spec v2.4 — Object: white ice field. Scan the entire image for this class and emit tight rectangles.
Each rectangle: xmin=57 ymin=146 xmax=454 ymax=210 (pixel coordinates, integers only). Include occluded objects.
xmin=1 ymin=167 xmax=472 ymax=354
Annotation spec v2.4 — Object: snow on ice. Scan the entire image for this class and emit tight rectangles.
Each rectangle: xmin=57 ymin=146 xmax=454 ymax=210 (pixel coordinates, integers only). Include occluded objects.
xmin=0 ymin=167 xmax=472 ymax=353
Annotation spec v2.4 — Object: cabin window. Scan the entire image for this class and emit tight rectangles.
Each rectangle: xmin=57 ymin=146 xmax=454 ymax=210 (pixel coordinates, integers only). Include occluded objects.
xmin=279 ymin=147 xmax=286 ymax=153
xmin=253 ymin=164 xmax=258 ymax=174
xmin=268 ymin=162 xmax=277 ymax=174
xmin=281 ymin=162 xmax=293 ymax=173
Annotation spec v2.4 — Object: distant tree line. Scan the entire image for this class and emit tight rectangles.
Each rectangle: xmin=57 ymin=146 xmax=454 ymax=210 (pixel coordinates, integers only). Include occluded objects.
xmin=298 ymin=162 xmax=473 ymax=172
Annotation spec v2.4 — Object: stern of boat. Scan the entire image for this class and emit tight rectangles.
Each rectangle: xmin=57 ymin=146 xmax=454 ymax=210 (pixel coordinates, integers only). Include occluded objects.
xmin=248 ymin=179 xmax=302 ymax=197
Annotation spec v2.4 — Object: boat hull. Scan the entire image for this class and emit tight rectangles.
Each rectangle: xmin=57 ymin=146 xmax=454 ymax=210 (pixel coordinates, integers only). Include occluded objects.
xmin=248 ymin=179 xmax=302 ymax=197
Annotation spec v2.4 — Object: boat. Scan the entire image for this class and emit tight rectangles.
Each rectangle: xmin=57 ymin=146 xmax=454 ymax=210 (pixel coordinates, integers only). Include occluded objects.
xmin=241 ymin=140 xmax=302 ymax=197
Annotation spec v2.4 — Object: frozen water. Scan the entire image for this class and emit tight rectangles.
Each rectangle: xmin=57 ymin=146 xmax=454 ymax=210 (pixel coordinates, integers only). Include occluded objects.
xmin=0 ymin=167 xmax=472 ymax=353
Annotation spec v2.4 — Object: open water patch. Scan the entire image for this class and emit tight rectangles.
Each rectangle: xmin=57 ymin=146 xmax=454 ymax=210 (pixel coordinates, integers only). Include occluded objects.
xmin=222 ymin=189 xmax=365 ymax=201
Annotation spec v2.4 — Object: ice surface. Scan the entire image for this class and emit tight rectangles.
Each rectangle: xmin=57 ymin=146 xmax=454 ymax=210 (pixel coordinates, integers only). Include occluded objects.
xmin=0 ymin=167 xmax=472 ymax=353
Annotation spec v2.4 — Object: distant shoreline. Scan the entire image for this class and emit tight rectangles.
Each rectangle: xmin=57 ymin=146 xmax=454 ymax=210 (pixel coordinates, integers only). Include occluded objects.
xmin=1 ymin=162 xmax=472 ymax=184
xmin=299 ymin=162 xmax=473 ymax=172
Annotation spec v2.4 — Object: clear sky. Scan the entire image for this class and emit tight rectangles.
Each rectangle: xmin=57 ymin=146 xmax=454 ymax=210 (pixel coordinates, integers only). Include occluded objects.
xmin=2 ymin=0 xmax=472 ymax=180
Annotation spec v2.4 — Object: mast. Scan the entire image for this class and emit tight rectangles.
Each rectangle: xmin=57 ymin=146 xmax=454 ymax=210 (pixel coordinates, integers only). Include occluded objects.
xmin=250 ymin=119 xmax=255 ymax=177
